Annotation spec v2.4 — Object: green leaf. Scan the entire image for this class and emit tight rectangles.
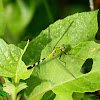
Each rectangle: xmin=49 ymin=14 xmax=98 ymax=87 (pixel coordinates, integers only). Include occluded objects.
xmin=22 ymin=10 xmax=99 ymax=100
xmin=0 ymin=39 xmax=30 ymax=82
xmin=0 ymin=0 xmax=6 ymax=38
xmin=3 ymin=82 xmax=27 ymax=100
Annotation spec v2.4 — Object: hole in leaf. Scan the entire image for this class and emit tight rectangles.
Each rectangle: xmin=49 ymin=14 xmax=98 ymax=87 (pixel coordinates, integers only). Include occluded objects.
xmin=80 ymin=58 xmax=93 ymax=74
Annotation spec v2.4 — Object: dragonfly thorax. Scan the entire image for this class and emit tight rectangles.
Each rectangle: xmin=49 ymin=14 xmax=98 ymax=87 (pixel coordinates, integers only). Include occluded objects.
xmin=61 ymin=44 xmax=65 ymax=52
xmin=47 ymin=47 xmax=61 ymax=59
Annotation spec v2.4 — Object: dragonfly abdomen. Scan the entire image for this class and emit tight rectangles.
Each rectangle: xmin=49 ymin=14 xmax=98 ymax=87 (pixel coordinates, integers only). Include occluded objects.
xmin=27 ymin=58 xmax=48 ymax=70
xmin=27 ymin=47 xmax=62 ymax=70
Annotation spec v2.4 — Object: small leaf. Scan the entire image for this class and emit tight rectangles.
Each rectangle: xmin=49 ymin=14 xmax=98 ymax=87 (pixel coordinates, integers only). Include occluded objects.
xmin=3 ymin=82 xmax=14 ymax=95
xmin=3 ymin=82 xmax=27 ymax=99
xmin=16 ymin=82 xmax=28 ymax=94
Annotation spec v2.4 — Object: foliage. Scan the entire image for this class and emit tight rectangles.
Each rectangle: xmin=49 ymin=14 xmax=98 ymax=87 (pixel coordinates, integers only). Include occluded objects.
xmin=0 ymin=0 xmax=100 ymax=100
xmin=0 ymin=8 xmax=99 ymax=100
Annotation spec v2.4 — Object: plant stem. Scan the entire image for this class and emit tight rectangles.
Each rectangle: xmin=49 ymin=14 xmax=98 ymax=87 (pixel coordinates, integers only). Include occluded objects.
xmin=11 ymin=91 xmax=17 ymax=100
xmin=89 ymin=0 xmax=94 ymax=11
xmin=17 ymin=93 xmax=21 ymax=100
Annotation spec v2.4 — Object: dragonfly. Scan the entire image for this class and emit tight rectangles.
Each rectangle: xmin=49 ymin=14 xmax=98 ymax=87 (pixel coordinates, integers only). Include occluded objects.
xmin=27 ymin=21 xmax=75 ymax=78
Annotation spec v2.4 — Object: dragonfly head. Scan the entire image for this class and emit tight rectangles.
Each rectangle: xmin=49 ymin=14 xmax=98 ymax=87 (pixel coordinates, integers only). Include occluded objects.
xmin=64 ymin=44 xmax=72 ymax=52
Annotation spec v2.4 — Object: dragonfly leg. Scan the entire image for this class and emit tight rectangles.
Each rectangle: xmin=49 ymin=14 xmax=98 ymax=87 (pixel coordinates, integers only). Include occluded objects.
xmin=59 ymin=53 xmax=76 ymax=79
xmin=63 ymin=51 xmax=73 ymax=55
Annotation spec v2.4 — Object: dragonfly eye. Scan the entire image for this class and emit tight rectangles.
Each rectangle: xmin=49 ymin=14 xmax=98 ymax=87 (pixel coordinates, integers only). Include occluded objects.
xmin=64 ymin=45 xmax=72 ymax=52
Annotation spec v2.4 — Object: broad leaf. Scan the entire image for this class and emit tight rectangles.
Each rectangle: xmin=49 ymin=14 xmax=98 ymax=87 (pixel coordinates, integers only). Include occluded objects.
xmin=22 ymin=10 xmax=99 ymax=100
xmin=0 ymin=39 xmax=30 ymax=82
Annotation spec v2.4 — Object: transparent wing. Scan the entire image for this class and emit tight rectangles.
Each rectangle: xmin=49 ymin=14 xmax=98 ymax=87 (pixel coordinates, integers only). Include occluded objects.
xmin=47 ymin=23 xmax=77 ymax=79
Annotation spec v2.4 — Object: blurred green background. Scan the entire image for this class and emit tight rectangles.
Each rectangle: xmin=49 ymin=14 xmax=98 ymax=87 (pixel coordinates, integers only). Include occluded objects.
xmin=0 ymin=0 xmax=100 ymax=44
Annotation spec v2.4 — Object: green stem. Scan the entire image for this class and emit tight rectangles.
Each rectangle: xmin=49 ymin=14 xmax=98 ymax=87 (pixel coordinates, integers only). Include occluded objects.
xmin=11 ymin=84 xmax=17 ymax=100
xmin=11 ymin=90 xmax=17 ymax=100
xmin=43 ymin=0 xmax=54 ymax=23
xmin=17 ymin=93 xmax=21 ymax=100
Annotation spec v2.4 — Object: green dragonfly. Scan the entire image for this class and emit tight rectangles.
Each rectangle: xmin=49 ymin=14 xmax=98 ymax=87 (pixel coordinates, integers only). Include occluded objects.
xmin=27 ymin=21 xmax=76 ymax=78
